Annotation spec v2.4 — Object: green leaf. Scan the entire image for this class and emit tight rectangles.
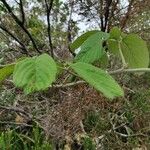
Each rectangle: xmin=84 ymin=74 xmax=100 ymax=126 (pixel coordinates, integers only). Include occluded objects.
xmin=109 ymin=27 xmax=127 ymax=39
xmin=109 ymin=27 xmax=121 ymax=40
xmin=75 ymin=32 xmax=110 ymax=63
xmin=13 ymin=54 xmax=57 ymax=94
xmin=108 ymin=27 xmax=126 ymax=55
xmin=107 ymin=39 xmax=119 ymax=55
xmin=99 ymin=52 xmax=109 ymax=69
xmin=70 ymin=62 xmax=124 ymax=99
xmin=121 ymin=34 xmax=149 ymax=68
xmin=0 ymin=64 xmax=15 ymax=83
xmin=70 ymin=30 xmax=99 ymax=51
xmin=108 ymin=31 xmax=149 ymax=68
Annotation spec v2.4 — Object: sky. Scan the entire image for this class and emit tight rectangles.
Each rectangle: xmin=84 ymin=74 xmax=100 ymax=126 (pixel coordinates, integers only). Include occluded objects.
xmin=61 ymin=0 xmax=129 ymax=32
xmin=7 ymin=0 xmax=129 ymax=33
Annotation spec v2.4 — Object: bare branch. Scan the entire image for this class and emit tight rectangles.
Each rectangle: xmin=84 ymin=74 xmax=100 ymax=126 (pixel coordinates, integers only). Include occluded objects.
xmin=121 ymin=0 xmax=134 ymax=29
xmin=109 ymin=68 xmax=150 ymax=74
xmin=0 ymin=121 xmax=33 ymax=127
xmin=19 ymin=0 xmax=25 ymax=25
xmin=53 ymin=68 xmax=150 ymax=88
xmin=0 ymin=24 xmax=29 ymax=55
xmin=103 ymin=0 xmax=112 ymax=32
xmin=99 ymin=0 xmax=104 ymax=31
xmin=1 ymin=0 xmax=41 ymax=54
xmin=54 ymin=80 xmax=86 ymax=88
xmin=45 ymin=0 xmax=54 ymax=57
xmin=0 ymin=105 xmax=32 ymax=119
xmin=67 ymin=0 xmax=76 ymax=57
xmin=107 ymin=0 xmax=119 ymax=32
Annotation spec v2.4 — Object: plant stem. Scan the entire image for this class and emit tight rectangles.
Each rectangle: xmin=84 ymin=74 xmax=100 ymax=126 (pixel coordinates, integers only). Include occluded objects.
xmin=118 ymin=41 xmax=127 ymax=67
xmin=54 ymin=68 xmax=150 ymax=88
xmin=110 ymin=68 xmax=150 ymax=74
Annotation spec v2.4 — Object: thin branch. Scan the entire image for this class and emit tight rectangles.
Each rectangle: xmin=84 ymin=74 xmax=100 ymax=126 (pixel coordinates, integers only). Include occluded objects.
xmin=54 ymin=80 xmax=86 ymax=88
xmin=96 ymin=123 xmax=127 ymax=141
xmin=54 ymin=68 xmax=150 ymax=88
xmin=107 ymin=0 xmax=119 ymax=32
xmin=121 ymin=0 xmax=134 ymax=29
xmin=0 ymin=24 xmax=29 ymax=55
xmin=67 ymin=0 xmax=76 ymax=57
xmin=103 ymin=0 xmax=112 ymax=32
xmin=0 ymin=105 xmax=32 ymax=119
xmin=99 ymin=0 xmax=104 ymax=31
xmin=118 ymin=40 xmax=127 ymax=67
xmin=0 ymin=121 xmax=32 ymax=127
xmin=45 ymin=0 xmax=54 ymax=57
xmin=114 ymin=131 xmax=148 ymax=138
xmin=110 ymin=68 xmax=150 ymax=74
xmin=19 ymin=0 xmax=25 ymax=25
xmin=14 ymin=0 xmax=19 ymax=5
xmin=1 ymin=0 xmax=41 ymax=54
xmin=83 ymin=1 xmax=101 ymax=28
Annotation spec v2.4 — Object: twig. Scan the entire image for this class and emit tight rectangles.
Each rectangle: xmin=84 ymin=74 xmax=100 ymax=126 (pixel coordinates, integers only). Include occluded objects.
xmin=1 ymin=0 xmax=41 ymax=54
xmin=67 ymin=0 xmax=76 ymax=57
xmin=96 ymin=122 xmax=127 ymax=142
xmin=121 ymin=0 xmax=134 ymax=29
xmin=19 ymin=0 xmax=25 ymax=25
xmin=54 ymin=80 xmax=86 ymax=88
xmin=0 ymin=121 xmax=32 ymax=127
xmin=54 ymin=67 xmax=150 ymax=88
xmin=114 ymin=131 xmax=148 ymax=138
xmin=0 ymin=105 xmax=32 ymax=119
xmin=103 ymin=0 xmax=112 ymax=32
xmin=119 ymin=42 xmax=126 ymax=67
xmin=109 ymin=68 xmax=150 ymax=74
xmin=99 ymin=0 xmax=104 ymax=31
xmin=0 ymin=24 xmax=29 ymax=55
xmin=45 ymin=0 xmax=54 ymax=57
xmin=107 ymin=0 xmax=119 ymax=32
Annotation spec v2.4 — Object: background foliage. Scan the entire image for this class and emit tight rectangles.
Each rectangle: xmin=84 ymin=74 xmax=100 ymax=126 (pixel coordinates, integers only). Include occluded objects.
xmin=0 ymin=0 xmax=150 ymax=149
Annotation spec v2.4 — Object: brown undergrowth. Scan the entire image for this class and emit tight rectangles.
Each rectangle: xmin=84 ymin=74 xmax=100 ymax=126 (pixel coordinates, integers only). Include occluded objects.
xmin=1 ymin=73 xmax=150 ymax=149
xmin=41 ymin=84 xmax=110 ymax=139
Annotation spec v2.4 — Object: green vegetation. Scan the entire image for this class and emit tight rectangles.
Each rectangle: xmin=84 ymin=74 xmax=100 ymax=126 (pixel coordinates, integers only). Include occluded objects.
xmin=0 ymin=0 xmax=150 ymax=149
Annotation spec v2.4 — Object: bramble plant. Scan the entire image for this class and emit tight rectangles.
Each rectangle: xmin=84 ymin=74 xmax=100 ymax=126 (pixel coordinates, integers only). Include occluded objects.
xmin=0 ymin=27 xmax=149 ymax=100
